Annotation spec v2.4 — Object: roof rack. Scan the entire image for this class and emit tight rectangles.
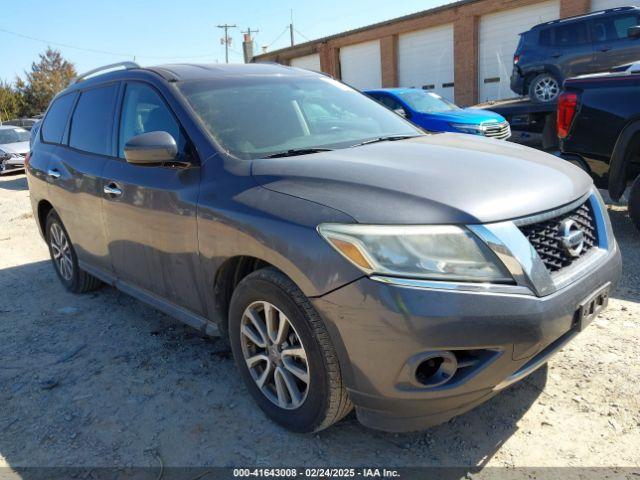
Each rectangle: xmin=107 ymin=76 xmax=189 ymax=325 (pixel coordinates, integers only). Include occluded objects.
xmin=71 ymin=61 xmax=140 ymax=85
xmin=540 ymin=6 xmax=637 ymax=27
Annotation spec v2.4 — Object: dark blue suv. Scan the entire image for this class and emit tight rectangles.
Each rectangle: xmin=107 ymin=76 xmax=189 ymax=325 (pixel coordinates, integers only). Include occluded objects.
xmin=511 ymin=6 xmax=640 ymax=103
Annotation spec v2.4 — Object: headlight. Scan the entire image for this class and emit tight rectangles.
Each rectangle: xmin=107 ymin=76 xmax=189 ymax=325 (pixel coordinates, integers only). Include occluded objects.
xmin=318 ymin=224 xmax=512 ymax=283
xmin=450 ymin=123 xmax=487 ymax=135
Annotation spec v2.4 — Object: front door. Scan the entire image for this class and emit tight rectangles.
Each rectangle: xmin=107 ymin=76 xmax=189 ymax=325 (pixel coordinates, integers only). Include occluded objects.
xmin=590 ymin=11 xmax=640 ymax=70
xmin=101 ymin=81 xmax=207 ymax=315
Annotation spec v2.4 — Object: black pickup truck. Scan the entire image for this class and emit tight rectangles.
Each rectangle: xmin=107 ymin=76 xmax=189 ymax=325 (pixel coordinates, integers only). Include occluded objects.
xmin=559 ymin=62 xmax=640 ymax=229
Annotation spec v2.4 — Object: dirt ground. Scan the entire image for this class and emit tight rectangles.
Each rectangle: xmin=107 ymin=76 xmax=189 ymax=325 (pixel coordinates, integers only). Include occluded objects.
xmin=0 ymin=172 xmax=639 ymax=471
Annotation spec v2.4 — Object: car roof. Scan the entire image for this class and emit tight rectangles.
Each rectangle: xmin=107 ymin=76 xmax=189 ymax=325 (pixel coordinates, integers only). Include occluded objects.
xmin=529 ymin=5 xmax=640 ymax=31
xmin=58 ymin=62 xmax=320 ymax=97
xmin=150 ymin=62 xmax=307 ymax=80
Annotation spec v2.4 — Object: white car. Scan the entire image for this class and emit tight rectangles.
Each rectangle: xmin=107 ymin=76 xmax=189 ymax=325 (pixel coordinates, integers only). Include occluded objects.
xmin=0 ymin=125 xmax=30 ymax=174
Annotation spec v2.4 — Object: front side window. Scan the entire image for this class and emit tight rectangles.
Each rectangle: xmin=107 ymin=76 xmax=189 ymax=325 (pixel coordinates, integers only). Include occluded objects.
xmin=0 ymin=127 xmax=30 ymax=144
xmin=118 ymin=83 xmax=185 ymax=158
xmin=177 ymin=75 xmax=420 ymax=160
xmin=41 ymin=93 xmax=76 ymax=144
xmin=397 ymin=91 xmax=459 ymax=114
xmin=371 ymin=94 xmax=404 ymax=111
xmin=69 ymin=84 xmax=118 ymax=155
xmin=592 ymin=14 xmax=640 ymax=41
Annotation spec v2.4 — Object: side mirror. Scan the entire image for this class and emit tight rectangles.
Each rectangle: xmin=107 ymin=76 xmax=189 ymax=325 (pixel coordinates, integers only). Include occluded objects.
xmin=124 ymin=131 xmax=180 ymax=165
xmin=628 ymin=25 xmax=640 ymax=39
xmin=394 ymin=108 xmax=408 ymax=118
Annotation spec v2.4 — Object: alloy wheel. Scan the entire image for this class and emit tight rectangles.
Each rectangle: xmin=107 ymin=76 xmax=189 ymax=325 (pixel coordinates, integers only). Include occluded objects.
xmin=50 ymin=222 xmax=73 ymax=281
xmin=240 ymin=301 xmax=310 ymax=409
xmin=533 ymin=76 xmax=560 ymax=102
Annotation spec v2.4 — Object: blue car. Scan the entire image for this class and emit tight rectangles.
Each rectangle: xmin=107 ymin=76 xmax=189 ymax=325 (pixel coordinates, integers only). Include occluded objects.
xmin=365 ymin=88 xmax=511 ymax=140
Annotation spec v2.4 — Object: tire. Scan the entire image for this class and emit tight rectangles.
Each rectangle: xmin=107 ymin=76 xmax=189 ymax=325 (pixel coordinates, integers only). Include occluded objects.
xmin=229 ymin=268 xmax=352 ymax=432
xmin=529 ymin=73 xmax=561 ymax=104
xmin=628 ymin=175 xmax=640 ymax=232
xmin=45 ymin=210 xmax=102 ymax=294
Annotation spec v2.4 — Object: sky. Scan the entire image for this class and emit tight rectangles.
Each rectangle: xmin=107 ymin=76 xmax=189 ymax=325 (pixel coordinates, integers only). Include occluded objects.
xmin=0 ymin=0 xmax=453 ymax=82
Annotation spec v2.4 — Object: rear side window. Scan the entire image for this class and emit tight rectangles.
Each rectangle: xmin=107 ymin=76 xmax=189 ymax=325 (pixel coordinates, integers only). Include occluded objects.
xmin=69 ymin=84 xmax=119 ymax=156
xmin=538 ymin=28 xmax=552 ymax=46
xmin=41 ymin=93 xmax=76 ymax=144
xmin=553 ymin=21 xmax=589 ymax=46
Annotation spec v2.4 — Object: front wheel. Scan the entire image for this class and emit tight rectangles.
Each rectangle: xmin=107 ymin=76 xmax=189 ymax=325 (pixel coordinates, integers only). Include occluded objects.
xmin=229 ymin=268 xmax=352 ymax=432
xmin=628 ymin=175 xmax=640 ymax=232
xmin=529 ymin=73 xmax=561 ymax=103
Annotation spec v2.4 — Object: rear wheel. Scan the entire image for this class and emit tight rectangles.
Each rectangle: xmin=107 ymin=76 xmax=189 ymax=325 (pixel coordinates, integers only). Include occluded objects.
xmin=45 ymin=211 xmax=102 ymax=293
xmin=529 ymin=73 xmax=560 ymax=103
xmin=628 ymin=175 xmax=640 ymax=232
xmin=229 ymin=268 xmax=352 ymax=432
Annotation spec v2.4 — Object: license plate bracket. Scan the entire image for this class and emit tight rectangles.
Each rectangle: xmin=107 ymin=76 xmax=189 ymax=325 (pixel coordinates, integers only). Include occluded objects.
xmin=575 ymin=283 xmax=610 ymax=331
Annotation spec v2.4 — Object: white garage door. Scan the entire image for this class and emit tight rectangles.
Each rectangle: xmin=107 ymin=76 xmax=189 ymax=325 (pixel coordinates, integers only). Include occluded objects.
xmin=479 ymin=0 xmax=560 ymax=102
xmin=339 ymin=40 xmax=382 ymax=90
xmin=591 ymin=0 xmax=640 ymax=10
xmin=398 ymin=24 xmax=455 ymax=101
xmin=290 ymin=53 xmax=321 ymax=72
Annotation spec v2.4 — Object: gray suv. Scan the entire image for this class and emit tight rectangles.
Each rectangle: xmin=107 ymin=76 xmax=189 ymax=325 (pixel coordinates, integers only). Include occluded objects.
xmin=26 ymin=62 xmax=621 ymax=433
xmin=511 ymin=6 xmax=640 ymax=103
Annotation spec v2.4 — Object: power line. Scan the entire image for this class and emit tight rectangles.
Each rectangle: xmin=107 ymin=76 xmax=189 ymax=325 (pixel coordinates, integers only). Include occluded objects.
xmin=266 ymin=27 xmax=289 ymax=48
xmin=0 ymin=26 xmax=218 ymax=61
xmin=217 ymin=24 xmax=237 ymax=63
xmin=293 ymin=28 xmax=311 ymax=42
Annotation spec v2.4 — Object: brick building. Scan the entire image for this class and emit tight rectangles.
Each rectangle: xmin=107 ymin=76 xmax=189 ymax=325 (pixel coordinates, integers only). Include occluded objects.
xmin=253 ymin=0 xmax=639 ymax=105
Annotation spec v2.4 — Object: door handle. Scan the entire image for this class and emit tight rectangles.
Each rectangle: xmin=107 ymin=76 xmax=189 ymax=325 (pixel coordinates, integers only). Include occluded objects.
xmin=103 ymin=183 xmax=122 ymax=196
xmin=551 ymin=52 xmax=562 ymax=58
xmin=47 ymin=168 xmax=61 ymax=179
xmin=600 ymin=46 xmax=611 ymax=52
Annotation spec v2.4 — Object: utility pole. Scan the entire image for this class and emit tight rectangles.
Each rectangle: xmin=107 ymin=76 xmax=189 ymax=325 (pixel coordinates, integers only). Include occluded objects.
xmin=289 ymin=10 xmax=294 ymax=46
xmin=241 ymin=27 xmax=259 ymax=63
xmin=217 ymin=24 xmax=237 ymax=63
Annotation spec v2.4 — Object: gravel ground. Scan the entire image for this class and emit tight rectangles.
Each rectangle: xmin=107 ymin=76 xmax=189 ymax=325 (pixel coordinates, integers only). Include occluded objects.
xmin=0 ymin=172 xmax=639 ymax=470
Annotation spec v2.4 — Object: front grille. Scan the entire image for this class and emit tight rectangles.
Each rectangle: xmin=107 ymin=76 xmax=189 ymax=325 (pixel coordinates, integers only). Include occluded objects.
xmin=518 ymin=201 xmax=598 ymax=273
xmin=482 ymin=121 xmax=511 ymax=140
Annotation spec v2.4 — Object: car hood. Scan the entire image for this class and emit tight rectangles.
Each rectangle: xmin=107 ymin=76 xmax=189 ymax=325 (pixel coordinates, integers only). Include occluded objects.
xmin=0 ymin=141 xmax=29 ymax=155
xmin=415 ymin=108 xmax=506 ymax=125
xmin=251 ymin=134 xmax=592 ymax=225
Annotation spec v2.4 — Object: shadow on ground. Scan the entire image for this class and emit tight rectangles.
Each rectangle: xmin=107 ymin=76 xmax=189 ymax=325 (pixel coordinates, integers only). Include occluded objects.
xmin=606 ymin=206 xmax=640 ymax=303
xmin=0 ymin=174 xmax=27 ymax=191
xmin=0 ymin=259 xmax=546 ymax=470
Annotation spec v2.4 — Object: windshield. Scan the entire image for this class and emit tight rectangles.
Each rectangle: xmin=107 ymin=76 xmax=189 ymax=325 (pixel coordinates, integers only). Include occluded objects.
xmin=177 ymin=75 xmax=421 ymax=159
xmin=397 ymin=91 xmax=460 ymax=114
xmin=0 ymin=127 xmax=30 ymax=144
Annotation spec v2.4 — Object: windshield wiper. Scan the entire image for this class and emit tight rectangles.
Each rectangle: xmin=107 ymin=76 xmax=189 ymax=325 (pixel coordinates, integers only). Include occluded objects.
xmin=350 ymin=134 xmax=421 ymax=148
xmin=264 ymin=148 xmax=333 ymax=158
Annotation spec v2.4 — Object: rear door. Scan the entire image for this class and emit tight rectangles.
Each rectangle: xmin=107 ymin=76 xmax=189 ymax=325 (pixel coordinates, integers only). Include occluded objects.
xmin=590 ymin=11 xmax=640 ymax=70
xmin=101 ymin=81 xmax=206 ymax=315
xmin=28 ymin=92 xmax=77 ymax=219
xmin=47 ymin=83 xmax=119 ymax=273
xmin=548 ymin=21 xmax=595 ymax=78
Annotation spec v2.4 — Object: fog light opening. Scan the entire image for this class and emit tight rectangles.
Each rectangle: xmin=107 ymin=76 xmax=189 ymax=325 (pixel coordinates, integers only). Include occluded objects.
xmin=414 ymin=351 xmax=458 ymax=388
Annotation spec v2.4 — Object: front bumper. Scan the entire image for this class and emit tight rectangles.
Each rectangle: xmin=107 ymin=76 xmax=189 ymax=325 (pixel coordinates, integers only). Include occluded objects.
xmin=312 ymin=244 xmax=620 ymax=432
xmin=312 ymin=190 xmax=620 ymax=432
xmin=1 ymin=155 xmax=25 ymax=174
